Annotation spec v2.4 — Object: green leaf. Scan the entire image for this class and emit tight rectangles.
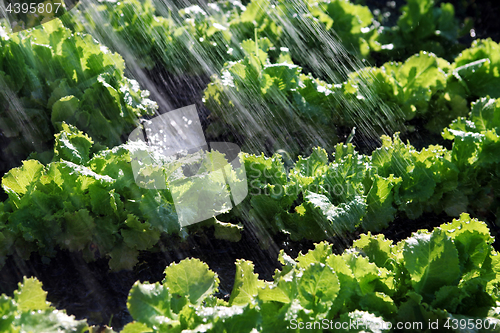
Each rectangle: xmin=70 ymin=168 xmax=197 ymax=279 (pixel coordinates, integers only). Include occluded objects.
xmin=121 ymin=322 xmax=152 ymax=333
xmin=2 ymin=160 xmax=44 ymax=196
xmin=318 ymin=0 xmax=375 ymax=57
xmin=441 ymin=189 xmax=469 ymax=217
xmin=243 ymin=153 xmax=288 ymax=187
xmin=431 ymin=277 xmax=495 ymax=316
xmin=15 ymin=310 xmax=89 ymax=333
xmin=469 ymin=98 xmax=500 ymax=133
xmin=109 ymin=242 xmax=140 ymax=271
xmin=139 ymin=191 xmax=180 ymax=234
xmin=216 ymin=306 xmax=260 ymax=333
xmin=363 ymin=174 xmax=401 ymax=232
xmin=381 ymin=0 xmax=460 ymax=60
xmin=259 ymin=301 xmax=294 ymax=332
xmin=260 ymin=253 xmax=297 ymax=304
xmin=303 ymin=192 xmax=366 ymax=235
xmin=213 ymin=219 xmax=243 ymax=242
xmin=200 ymin=304 xmax=260 ymax=333
xmin=241 ymin=38 xmax=272 ymax=63
xmin=89 ymin=185 xmax=118 ymax=216
xmin=127 ymin=281 xmax=173 ymax=328
xmin=452 ymin=39 xmax=500 ymax=99
xmin=121 ymin=214 xmax=160 ymax=251
xmin=403 ymin=229 xmax=461 ymax=301
xmin=437 ymin=3 xmax=458 ymax=41
xmin=53 ymin=122 xmax=93 ymax=165
xmin=14 ymin=277 xmax=51 ymax=312
xmin=394 ymin=52 xmax=446 ymax=92
xmin=1 ymin=41 xmax=27 ymax=93
xmin=440 ymin=213 xmax=493 ymax=273
xmin=163 ymin=258 xmax=219 ymax=306
xmin=291 ymin=147 xmax=329 ymax=182
xmin=298 ymin=263 xmax=339 ymax=311
xmin=450 ymin=130 xmax=483 ymax=166
xmin=240 ymin=0 xmax=269 ymax=23
xmin=0 ymin=295 xmax=17 ymax=333
xmin=258 ymin=282 xmax=294 ymax=304
xmin=51 ymin=96 xmax=79 ymax=126
xmin=59 ymin=209 xmax=95 ymax=252
xmin=296 ymin=241 xmax=332 ymax=269
xmin=479 ymin=130 xmax=500 ymax=166
xmin=359 ymin=292 xmax=397 ymax=318
xmin=371 ymin=134 xmax=437 ymax=219
xmin=229 ymin=260 xmax=265 ymax=306
xmin=431 ymin=285 xmax=462 ymax=313
xmin=353 ymin=233 xmax=394 ymax=270
xmin=342 ymin=252 xmax=394 ymax=296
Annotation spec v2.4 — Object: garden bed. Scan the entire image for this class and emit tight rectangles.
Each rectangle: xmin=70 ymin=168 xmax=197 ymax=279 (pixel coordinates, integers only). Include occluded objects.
xmin=0 ymin=210 xmax=460 ymax=330
xmin=2 ymin=0 xmax=500 ymax=331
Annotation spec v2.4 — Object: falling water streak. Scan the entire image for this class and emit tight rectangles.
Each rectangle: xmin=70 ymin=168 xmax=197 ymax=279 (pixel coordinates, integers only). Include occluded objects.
xmin=0 ymin=4 xmax=47 ymax=156
xmin=265 ymin=0 xmax=412 ymax=178
xmin=69 ymin=0 xmax=408 ymax=152
xmin=125 ymin=0 xmax=409 ymax=241
xmin=0 ymin=75 xmax=47 ymax=156
xmin=271 ymin=0 xmax=405 ymax=140
xmin=76 ymin=0 xmax=179 ymax=115
xmin=3 ymin=0 xmax=411 ymax=256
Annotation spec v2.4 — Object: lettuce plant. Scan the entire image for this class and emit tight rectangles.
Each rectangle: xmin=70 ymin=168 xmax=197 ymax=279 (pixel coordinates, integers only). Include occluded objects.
xmin=0 ymin=18 xmax=157 ymax=177
xmin=206 ymin=39 xmax=500 ymax=160
xmin=0 ymin=277 xmax=89 ymax=332
xmin=236 ymin=134 xmax=459 ymax=242
xmin=378 ymin=0 xmax=462 ymax=62
xmin=450 ymin=39 xmax=500 ymax=101
xmin=443 ymin=96 xmax=500 ymax=224
xmin=2 ymin=215 xmax=499 ymax=332
xmin=343 ymin=51 xmax=468 ymax=134
xmin=0 ymin=123 xmax=244 ymax=271
xmin=122 ymin=214 xmax=500 ymax=333
xmin=65 ymin=0 xmax=245 ymax=75
xmin=204 ymin=40 xmax=340 ymax=157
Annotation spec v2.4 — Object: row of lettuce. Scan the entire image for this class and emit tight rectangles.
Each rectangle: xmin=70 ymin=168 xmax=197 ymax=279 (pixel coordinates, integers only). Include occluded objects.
xmin=61 ymin=0 xmax=464 ymax=78
xmin=0 ymin=18 xmax=157 ymax=179
xmin=203 ymin=37 xmax=500 ymax=156
xmin=0 ymin=0 xmax=452 ymax=181
xmin=0 ymin=0 xmax=483 ymax=165
xmin=2 ymin=12 xmax=500 ymax=168
xmin=3 ymin=214 xmax=500 ymax=332
xmin=2 ymin=90 xmax=500 ymax=272
xmin=0 ymin=0 xmax=496 ymax=172
xmin=58 ymin=0 xmax=482 ymax=155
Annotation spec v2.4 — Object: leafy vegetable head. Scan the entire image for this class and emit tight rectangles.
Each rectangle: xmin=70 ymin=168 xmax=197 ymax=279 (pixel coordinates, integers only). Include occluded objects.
xmin=123 ymin=214 xmax=500 ymax=332
xmin=0 ymin=18 xmax=157 ymax=183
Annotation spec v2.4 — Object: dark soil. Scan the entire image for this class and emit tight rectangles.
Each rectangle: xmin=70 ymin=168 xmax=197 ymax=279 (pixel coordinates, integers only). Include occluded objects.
xmin=381 ymin=212 xmax=457 ymax=242
xmin=449 ymin=0 xmax=500 ymax=43
xmin=142 ymin=63 xmax=212 ymax=126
